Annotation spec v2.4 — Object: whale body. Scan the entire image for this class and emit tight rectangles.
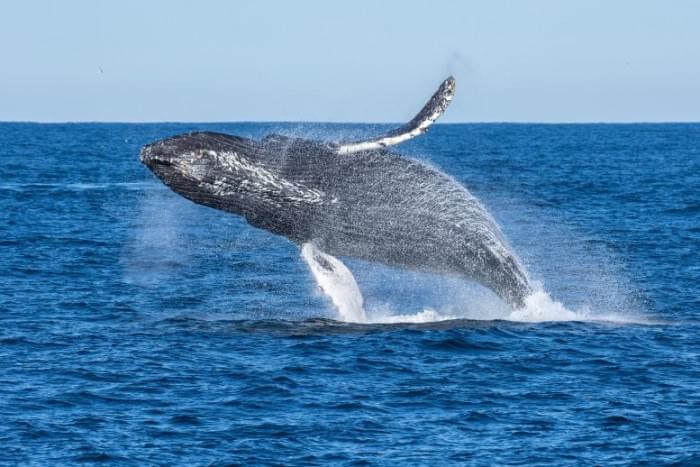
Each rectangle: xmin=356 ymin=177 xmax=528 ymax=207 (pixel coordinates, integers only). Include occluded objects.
xmin=140 ymin=77 xmax=531 ymax=308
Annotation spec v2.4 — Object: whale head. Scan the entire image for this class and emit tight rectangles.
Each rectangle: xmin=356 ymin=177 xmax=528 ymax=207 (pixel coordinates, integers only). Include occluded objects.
xmin=140 ymin=132 xmax=331 ymax=239
xmin=140 ymin=132 xmax=279 ymax=216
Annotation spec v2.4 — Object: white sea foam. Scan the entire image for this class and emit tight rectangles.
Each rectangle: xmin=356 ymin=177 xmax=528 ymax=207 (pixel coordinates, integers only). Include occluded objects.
xmin=303 ymin=251 xmax=653 ymax=325
xmin=372 ymin=290 xmax=651 ymax=325
xmin=366 ymin=308 xmax=456 ymax=324
xmin=504 ymin=286 xmax=655 ymax=324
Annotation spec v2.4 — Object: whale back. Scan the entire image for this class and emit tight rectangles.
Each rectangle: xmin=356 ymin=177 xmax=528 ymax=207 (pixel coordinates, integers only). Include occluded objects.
xmin=256 ymin=135 xmax=531 ymax=306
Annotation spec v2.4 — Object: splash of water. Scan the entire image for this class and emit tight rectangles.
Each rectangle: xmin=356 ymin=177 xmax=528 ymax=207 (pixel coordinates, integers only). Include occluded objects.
xmin=367 ymin=308 xmax=457 ymax=324
xmin=121 ymin=186 xmax=192 ymax=287
xmin=302 ymin=246 xmax=651 ymax=325
xmin=504 ymin=285 xmax=654 ymax=324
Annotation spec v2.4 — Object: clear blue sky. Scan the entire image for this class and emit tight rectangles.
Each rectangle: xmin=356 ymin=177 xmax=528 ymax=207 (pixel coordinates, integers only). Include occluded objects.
xmin=1 ymin=0 xmax=699 ymax=122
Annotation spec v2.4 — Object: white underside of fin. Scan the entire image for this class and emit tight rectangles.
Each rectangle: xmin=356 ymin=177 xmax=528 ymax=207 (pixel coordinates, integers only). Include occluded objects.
xmin=336 ymin=128 xmax=423 ymax=154
xmin=301 ymin=243 xmax=366 ymax=322
xmin=337 ymin=76 xmax=455 ymax=155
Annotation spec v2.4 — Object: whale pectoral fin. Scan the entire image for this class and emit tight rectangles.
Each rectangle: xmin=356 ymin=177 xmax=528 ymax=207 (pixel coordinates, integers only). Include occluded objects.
xmin=300 ymin=243 xmax=366 ymax=322
xmin=337 ymin=76 xmax=456 ymax=155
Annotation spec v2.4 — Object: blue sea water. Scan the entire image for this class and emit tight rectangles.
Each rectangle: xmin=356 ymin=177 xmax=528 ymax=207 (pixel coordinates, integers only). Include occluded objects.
xmin=1 ymin=122 xmax=699 ymax=465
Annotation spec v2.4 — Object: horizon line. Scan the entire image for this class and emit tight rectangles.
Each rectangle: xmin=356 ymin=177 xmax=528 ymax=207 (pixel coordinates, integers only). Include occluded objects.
xmin=2 ymin=119 xmax=700 ymax=125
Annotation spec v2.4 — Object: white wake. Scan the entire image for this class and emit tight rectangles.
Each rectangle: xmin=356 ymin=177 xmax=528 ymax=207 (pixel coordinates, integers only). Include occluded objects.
xmin=301 ymin=246 xmax=651 ymax=325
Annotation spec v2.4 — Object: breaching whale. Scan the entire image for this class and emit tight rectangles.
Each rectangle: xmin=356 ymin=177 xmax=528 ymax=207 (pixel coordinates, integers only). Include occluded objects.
xmin=140 ymin=77 xmax=532 ymax=310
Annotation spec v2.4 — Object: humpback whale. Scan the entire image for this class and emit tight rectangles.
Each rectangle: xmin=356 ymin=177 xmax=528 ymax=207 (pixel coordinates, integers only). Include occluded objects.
xmin=140 ymin=77 xmax=532 ymax=310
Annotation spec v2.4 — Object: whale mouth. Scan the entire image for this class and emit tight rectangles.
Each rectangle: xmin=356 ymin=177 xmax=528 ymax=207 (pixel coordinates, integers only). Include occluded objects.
xmin=140 ymin=144 xmax=175 ymax=171
xmin=149 ymin=158 xmax=173 ymax=168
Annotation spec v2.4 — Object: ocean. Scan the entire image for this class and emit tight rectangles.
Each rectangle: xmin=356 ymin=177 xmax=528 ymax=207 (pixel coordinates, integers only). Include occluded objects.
xmin=1 ymin=122 xmax=698 ymax=465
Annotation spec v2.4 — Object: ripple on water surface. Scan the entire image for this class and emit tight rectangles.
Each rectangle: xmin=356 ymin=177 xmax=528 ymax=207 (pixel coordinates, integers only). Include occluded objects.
xmin=0 ymin=123 xmax=698 ymax=464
